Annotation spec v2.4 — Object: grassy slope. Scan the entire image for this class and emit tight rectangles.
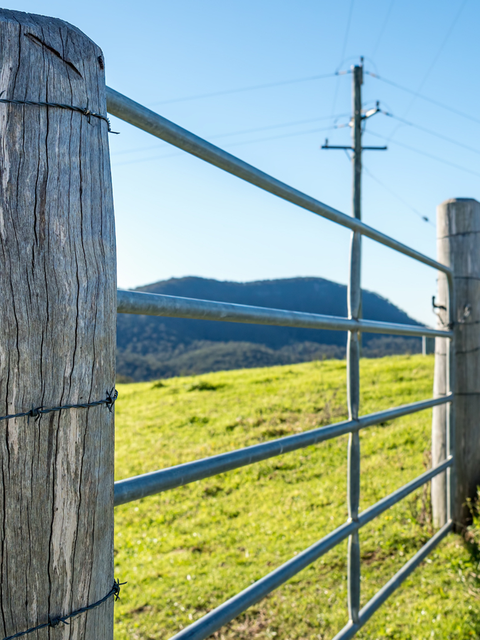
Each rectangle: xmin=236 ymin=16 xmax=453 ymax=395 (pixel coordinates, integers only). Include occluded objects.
xmin=114 ymin=355 xmax=480 ymax=640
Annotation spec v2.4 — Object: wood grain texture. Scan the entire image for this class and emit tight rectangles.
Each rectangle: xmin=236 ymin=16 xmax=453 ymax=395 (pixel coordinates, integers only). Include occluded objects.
xmin=432 ymin=198 xmax=480 ymax=527
xmin=0 ymin=9 xmax=115 ymax=639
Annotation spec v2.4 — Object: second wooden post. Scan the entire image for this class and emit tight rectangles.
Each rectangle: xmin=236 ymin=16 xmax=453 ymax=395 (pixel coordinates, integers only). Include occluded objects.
xmin=432 ymin=198 xmax=480 ymax=528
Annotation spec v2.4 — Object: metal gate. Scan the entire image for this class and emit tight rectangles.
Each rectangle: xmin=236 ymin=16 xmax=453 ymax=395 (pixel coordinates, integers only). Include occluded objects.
xmin=108 ymin=87 xmax=454 ymax=640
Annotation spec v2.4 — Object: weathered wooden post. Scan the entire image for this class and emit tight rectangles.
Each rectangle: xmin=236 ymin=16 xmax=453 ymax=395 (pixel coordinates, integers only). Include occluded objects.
xmin=0 ymin=9 xmax=116 ymax=639
xmin=432 ymin=198 xmax=480 ymax=528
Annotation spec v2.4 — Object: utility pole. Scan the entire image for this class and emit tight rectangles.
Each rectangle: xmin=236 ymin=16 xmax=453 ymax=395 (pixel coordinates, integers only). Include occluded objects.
xmin=322 ymin=57 xmax=386 ymax=626
xmin=322 ymin=58 xmax=387 ymax=223
xmin=353 ymin=62 xmax=363 ymax=221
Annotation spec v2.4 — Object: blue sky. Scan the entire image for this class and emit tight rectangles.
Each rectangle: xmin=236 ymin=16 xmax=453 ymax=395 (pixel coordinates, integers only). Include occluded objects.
xmin=6 ymin=0 xmax=479 ymax=325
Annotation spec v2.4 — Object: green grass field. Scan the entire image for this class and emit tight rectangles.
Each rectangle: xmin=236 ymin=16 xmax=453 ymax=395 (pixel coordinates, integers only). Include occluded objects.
xmin=113 ymin=355 xmax=480 ymax=640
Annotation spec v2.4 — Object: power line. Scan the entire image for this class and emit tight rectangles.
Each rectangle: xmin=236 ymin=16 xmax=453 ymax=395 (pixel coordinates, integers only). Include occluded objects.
xmin=380 ymin=111 xmax=480 ymax=156
xmin=111 ymin=112 xmax=350 ymax=157
xmin=370 ymin=0 xmax=395 ymax=58
xmin=405 ymin=0 xmax=468 ymax=113
xmin=331 ymin=0 xmax=355 ymax=116
xmin=366 ymin=130 xmax=480 ymax=178
xmin=339 ymin=0 xmax=355 ymax=64
xmin=147 ymin=72 xmax=337 ymax=107
xmin=112 ymin=125 xmax=338 ymax=168
xmin=387 ymin=0 xmax=468 ymax=141
xmin=363 ymin=164 xmax=434 ymax=226
xmin=366 ymin=71 xmax=480 ymax=126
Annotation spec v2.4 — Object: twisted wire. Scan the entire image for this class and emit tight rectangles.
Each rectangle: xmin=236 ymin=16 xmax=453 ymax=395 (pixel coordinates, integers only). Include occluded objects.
xmin=0 ymin=95 xmax=118 ymax=133
xmin=0 ymin=388 xmax=118 ymax=422
xmin=2 ymin=580 xmax=126 ymax=640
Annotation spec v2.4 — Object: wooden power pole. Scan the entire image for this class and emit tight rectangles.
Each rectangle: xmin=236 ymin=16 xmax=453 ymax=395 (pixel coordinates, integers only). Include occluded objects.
xmin=0 ymin=9 xmax=116 ymax=639
xmin=322 ymin=58 xmax=387 ymax=222
xmin=322 ymin=58 xmax=386 ymax=624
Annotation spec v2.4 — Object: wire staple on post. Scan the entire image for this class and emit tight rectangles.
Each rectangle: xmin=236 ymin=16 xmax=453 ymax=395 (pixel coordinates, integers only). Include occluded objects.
xmin=1 ymin=580 xmax=126 ymax=640
xmin=0 ymin=388 xmax=118 ymax=422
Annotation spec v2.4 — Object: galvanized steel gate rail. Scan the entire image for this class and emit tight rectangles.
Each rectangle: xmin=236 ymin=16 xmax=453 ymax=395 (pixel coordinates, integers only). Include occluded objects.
xmin=107 ymin=87 xmax=454 ymax=640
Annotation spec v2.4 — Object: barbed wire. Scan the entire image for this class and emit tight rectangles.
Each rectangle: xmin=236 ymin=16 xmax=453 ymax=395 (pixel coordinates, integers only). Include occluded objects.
xmin=0 ymin=94 xmax=118 ymax=133
xmin=2 ymin=579 xmax=126 ymax=640
xmin=0 ymin=388 xmax=118 ymax=422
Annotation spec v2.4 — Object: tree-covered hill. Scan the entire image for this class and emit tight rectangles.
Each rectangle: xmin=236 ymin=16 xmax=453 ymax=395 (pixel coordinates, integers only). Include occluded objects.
xmin=117 ymin=277 xmax=423 ymax=381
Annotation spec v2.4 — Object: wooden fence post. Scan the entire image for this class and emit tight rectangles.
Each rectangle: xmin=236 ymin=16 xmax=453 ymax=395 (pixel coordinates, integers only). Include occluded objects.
xmin=432 ymin=198 xmax=480 ymax=528
xmin=0 ymin=9 xmax=116 ymax=639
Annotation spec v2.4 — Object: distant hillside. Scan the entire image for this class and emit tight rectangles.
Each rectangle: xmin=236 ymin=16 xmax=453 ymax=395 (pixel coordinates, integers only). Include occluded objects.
xmin=117 ymin=276 xmax=422 ymax=381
